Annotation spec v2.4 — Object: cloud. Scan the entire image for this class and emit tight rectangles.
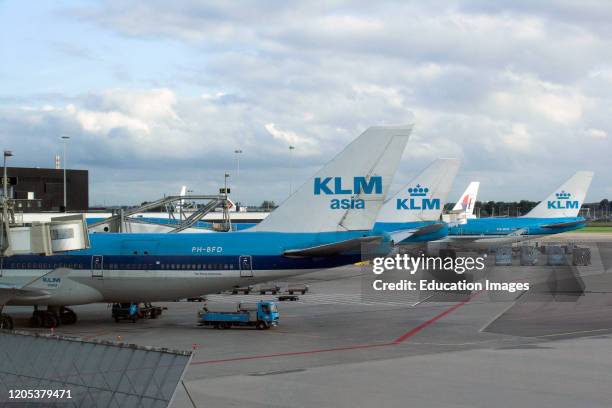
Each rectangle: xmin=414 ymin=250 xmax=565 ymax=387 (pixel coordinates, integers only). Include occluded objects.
xmin=2 ymin=0 xmax=612 ymax=204
xmin=264 ymin=123 xmax=319 ymax=155
xmin=585 ymin=128 xmax=608 ymax=139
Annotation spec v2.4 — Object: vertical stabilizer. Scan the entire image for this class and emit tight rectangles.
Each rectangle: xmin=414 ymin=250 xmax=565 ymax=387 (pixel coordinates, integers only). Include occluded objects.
xmin=253 ymin=125 xmax=413 ymax=232
xmin=376 ymin=158 xmax=460 ymax=223
xmin=452 ymin=181 xmax=480 ymax=218
xmin=525 ymin=171 xmax=593 ymax=218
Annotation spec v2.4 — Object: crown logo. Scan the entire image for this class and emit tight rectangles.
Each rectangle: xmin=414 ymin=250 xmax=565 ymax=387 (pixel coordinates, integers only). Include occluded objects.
xmin=555 ymin=190 xmax=571 ymax=200
xmin=408 ymin=184 xmax=429 ymax=197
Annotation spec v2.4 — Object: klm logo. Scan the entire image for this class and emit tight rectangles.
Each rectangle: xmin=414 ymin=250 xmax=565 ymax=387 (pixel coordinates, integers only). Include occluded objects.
xmin=396 ymin=184 xmax=440 ymax=210
xmin=547 ymin=191 xmax=579 ymax=209
xmin=42 ymin=277 xmax=60 ymax=288
xmin=314 ymin=176 xmax=382 ymax=210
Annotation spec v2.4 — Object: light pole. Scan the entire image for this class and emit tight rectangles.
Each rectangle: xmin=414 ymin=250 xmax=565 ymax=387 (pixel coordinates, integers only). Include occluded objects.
xmin=289 ymin=145 xmax=295 ymax=196
xmin=223 ymin=173 xmax=231 ymax=230
xmin=234 ymin=149 xmax=242 ymax=205
xmin=1 ymin=150 xmax=13 ymax=254
xmin=234 ymin=149 xmax=242 ymax=177
xmin=3 ymin=150 xmax=12 ymax=200
xmin=61 ymin=135 xmax=70 ymax=212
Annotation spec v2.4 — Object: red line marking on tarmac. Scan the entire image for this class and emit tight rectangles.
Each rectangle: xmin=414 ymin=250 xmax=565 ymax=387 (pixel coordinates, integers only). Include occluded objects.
xmin=392 ymin=290 xmax=483 ymax=344
xmin=190 ymin=291 xmax=483 ymax=365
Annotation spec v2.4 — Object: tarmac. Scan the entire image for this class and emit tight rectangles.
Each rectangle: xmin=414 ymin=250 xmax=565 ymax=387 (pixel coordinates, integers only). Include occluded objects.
xmin=4 ymin=232 xmax=612 ymax=407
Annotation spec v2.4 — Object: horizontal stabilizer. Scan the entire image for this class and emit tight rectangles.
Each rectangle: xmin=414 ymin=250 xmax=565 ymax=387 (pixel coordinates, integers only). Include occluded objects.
xmin=412 ymin=222 xmax=446 ymax=236
xmin=283 ymin=236 xmax=382 ymax=258
xmin=541 ymin=220 xmax=586 ymax=229
xmin=389 ymin=229 xmax=417 ymax=244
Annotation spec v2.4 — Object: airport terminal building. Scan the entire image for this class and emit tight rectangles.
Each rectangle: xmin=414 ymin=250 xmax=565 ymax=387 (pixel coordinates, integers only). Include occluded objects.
xmin=3 ymin=167 xmax=88 ymax=212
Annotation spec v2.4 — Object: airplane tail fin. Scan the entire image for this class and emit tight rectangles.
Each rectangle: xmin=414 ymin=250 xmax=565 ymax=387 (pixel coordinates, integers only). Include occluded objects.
xmin=376 ymin=158 xmax=461 ymax=223
xmin=253 ymin=125 xmax=413 ymax=232
xmin=452 ymin=181 xmax=480 ymax=217
xmin=525 ymin=171 xmax=594 ymax=218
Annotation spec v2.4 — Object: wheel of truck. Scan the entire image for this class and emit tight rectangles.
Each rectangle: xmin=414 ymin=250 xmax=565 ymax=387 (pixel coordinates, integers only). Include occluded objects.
xmin=289 ymin=291 xmax=294 ymax=295
xmin=213 ymin=323 xmax=219 ymax=329
xmin=260 ymin=291 xmax=265 ymax=295
xmin=256 ymin=321 xmax=267 ymax=330
xmin=232 ymin=290 xmax=238 ymax=294
xmin=221 ymin=322 xmax=231 ymax=329
xmin=244 ymin=290 xmax=250 ymax=295
xmin=301 ymin=290 xmax=306 ymax=295
xmin=150 ymin=310 xmax=157 ymax=319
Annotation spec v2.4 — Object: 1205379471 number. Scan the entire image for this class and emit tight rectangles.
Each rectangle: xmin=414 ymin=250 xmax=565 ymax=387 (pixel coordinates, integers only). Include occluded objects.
xmin=9 ymin=389 xmax=72 ymax=399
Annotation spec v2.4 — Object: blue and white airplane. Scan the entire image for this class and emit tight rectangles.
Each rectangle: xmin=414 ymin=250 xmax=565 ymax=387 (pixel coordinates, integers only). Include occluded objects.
xmin=443 ymin=171 xmax=593 ymax=249
xmin=0 ymin=125 xmax=412 ymax=329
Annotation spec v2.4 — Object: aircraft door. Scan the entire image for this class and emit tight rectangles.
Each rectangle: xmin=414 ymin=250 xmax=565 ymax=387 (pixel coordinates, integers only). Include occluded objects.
xmin=91 ymin=255 xmax=104 ymax=279
xmin=239 ymin=255 xmax=253 ymax=278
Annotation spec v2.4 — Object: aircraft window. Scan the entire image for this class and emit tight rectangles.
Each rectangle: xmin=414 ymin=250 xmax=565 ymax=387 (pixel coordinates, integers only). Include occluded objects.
xmin=224 ymin=264 xmax=228 ymax=269
xmin=229 ymin=264 xmax=234 ymax=269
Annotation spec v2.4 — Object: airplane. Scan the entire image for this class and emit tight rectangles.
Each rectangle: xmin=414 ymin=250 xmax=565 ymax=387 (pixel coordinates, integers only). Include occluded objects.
xmin=0 ymin=125 xmax=412 ymax=329
xmin=441 ymin=171 xmax=593 ymax=249
xmin=373 ymin=158 xmax=460 ymax=243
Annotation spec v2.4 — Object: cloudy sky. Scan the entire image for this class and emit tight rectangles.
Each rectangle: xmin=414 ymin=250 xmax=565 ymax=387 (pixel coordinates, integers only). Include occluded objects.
xmin=1 ymin=0 xmax=611 ymax=206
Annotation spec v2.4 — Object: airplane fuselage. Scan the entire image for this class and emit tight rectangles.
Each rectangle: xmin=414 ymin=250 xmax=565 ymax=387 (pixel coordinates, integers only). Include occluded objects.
xmin=0 ymin=230 xmax=382 ymax=305
xmin=447 ymin=216 xmax=586 ymax=237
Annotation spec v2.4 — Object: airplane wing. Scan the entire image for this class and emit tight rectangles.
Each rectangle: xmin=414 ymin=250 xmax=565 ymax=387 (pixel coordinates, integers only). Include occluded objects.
xmin=283 ymin=236 xmax=383 ymax=258
xmin=444 ymin=228 xmax=528 ymax=244
xmin=0 ymin=269 xmax=70 ymax=303
xmin=540 ymin=220 xmax=585 ymax=229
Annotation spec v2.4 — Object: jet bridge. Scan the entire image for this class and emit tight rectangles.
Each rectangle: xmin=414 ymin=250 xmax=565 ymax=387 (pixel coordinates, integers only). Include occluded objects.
xmin=87 ymin=194 xmax=233 ymax=233
xmin=1 ymin=198 xmax=90 ymax=257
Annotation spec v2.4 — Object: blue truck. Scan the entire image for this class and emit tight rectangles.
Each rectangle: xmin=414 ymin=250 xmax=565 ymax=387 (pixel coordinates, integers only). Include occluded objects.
xmin=198 ymin=301 xmax=279 ymax=330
